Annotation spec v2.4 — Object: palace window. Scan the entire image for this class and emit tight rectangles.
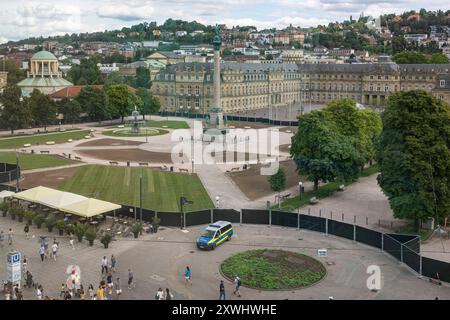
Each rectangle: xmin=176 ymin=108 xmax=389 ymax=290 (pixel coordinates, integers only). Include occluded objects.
xmin=195 ymin=85 xmax=200 ymax=95
xmin=440 ymin=80 xmax=446 ymax=87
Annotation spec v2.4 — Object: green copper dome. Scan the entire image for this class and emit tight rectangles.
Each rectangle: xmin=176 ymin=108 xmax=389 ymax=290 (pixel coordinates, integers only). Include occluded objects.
xmin=31 ymin=50 xmax=57 ymax=60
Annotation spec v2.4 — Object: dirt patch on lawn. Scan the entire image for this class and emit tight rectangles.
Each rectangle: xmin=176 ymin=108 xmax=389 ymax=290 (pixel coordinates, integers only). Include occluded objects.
xmin=76 ymin=149 xmax=175 ymax=163
xmin=76 ymin=138 xmax=142 ymax=147
xmin=227 ymin=160 xmax=304 ymax=200
xmin=21 ymin=166 xmax=81 ymax=189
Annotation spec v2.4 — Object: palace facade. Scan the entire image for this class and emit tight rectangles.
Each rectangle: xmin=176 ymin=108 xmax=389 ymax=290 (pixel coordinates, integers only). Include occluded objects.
xmin=151 ymin=58 xmax=450 ymax=113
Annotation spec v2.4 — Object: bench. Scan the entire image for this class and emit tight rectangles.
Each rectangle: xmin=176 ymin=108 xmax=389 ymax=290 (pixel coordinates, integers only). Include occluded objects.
xmin=20 ymin=149 xmax=27 ymax=153
xmin=45 ymin=141 xmax=55 ymax=145
xmin=309 ymin=197 xmax=319 ymax=205
xmin=23 ymin=144 xmax=31 ymax=148
xmin=160 ymin=165 xmax=168 ymax=170
xmin=179 ymin=168 xmax=189 ymax=173
xmin=230 ymin=167 xmax=240 ymax=172
xmin=117 ymin=125 xmax=125 ymax=128
xmin=280 ymin=193 xmax=291 ymax=200
xmin=62 ymin=153 xmax=67 ymax=158
xmin=75 ymin=156 xmax=82 ymax=161
xmin=109 ymin=161 xmax=119 ymax=165
xmin=67 ymin=139 xmax=73 ymax=142
xmin=84 ymin=136 xmax=91 ymax=139
xmin=40 ymin=150 xmax=50 ymax=154
xmin=338 ymin=184 xmax=346 ymax=191
xmin=139 ymin=162 xmax=149 ymax=166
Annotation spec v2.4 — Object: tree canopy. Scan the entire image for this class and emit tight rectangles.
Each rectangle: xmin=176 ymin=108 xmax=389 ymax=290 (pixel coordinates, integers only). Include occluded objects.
xmin=67 ymin=58 xmax=103 ymax=85
xmin=29 ymin=89 xmax=57 ymax=131
xmin=377 ymin=90 xmax=450 ymax=231
xmin=0 ymin=85 xmax=31 ymax=134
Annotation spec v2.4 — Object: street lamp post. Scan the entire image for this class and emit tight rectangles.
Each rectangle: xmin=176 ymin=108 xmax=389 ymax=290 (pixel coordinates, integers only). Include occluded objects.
xmin=15 ymin=151 xmax=19 ymax=192
xmin=191 ymin=158 xmax=194 ymax=174
xmin=215 ymin=195 xmax=220 ymax=208
xmin=298 ymin=181 xmax=303 ymax=200
xmin=139 ymin=174 xmax=143 ymax=222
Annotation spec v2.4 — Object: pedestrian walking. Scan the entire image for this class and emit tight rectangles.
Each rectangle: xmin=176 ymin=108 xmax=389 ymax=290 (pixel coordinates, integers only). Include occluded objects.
xmin=36 ymin=285 xmax=43 ymax=300
xmin=69 ymin=235 xmax=75 ymax=250
xmin=184 ymin=266 xmax=191 ymax=286
xmin=51 ymin=242 xmax=58 ymax=261
xmin=114 ymin=277 xmax=122 ymax=298
xmin=22 ymin=256 xmax=28 ymax=272
xmin=59 ymin=283 xmax=67 ymax=297
xmin=233 ymin=276 xmax=241 ymax=297
xmin=101 ymin=256 xmax=108 ymax=274
xmin=24 ymin=224 xmax=29 ymax=239
xmin=88 ymin=284 xmax=94 ymax=300
xmin=96 ymin=285 xmax=104 ymax=300
xmin=7 ymin=228 xmax=13 ymax=246
xmin=0 ymin=230 xmax=4 ymax=248
xmin=155 ymin=287 xmax=164 ymax=300
xmin=219 ymin=280 xmax=226 ymax=300
xmin=110 ymin=254 xmax=116 ymax=272
xmin=79 ymin=284 xmax=85 ymax=300
xmin=106 ymin=273 xmax=113 ymax=298
xmin=39 ymin=245 xmax=45 ymax=262
xmin=165 ymin=288 xmax=173 ymax=300
xmin=127 ymin=269 xmax=134 ymax=289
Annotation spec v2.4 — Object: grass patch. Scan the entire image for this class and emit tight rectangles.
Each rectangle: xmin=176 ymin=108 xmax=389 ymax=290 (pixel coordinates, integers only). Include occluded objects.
xmin=0 ymin=152 xmax=77 ymax=170
xmin=58 ymin=165 xmax=213 ymax=212
xmin=0 ymin=130 xmax=90 ymax=149
xmin=102 ymin=128 xmax=169 ymax=137
xmin=277 ymin=164 xmax=380 ymax=211
xmin=220 ymin=249 xmax=326 ymax=290
xmin=142 ymin=120 xmax=190 ymax=129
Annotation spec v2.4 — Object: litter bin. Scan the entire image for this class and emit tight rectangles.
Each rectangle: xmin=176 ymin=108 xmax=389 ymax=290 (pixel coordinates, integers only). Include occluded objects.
xmin=170 ymin=166 xmax=174 ymax=172
xmin=127 ymin=161 xmax=130 ymax=167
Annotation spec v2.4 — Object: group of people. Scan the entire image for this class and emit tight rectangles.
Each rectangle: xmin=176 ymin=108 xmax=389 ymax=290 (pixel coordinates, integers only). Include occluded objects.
xmin=219 ymin=276 xmax=242 ymax=300
xmin=38 ymin=237 xmax=59 ymax=262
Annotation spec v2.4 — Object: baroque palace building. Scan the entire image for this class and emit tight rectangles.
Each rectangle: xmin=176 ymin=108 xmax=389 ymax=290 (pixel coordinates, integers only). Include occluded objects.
xmin=151 ymin=57 xmax=450 ymax=113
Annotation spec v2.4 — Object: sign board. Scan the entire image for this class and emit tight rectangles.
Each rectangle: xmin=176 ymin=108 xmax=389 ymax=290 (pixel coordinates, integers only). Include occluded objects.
xmin=317 ymin=249 xmax=328 ymax=257
xmin=7 ymin=251 xmax=21 ymax=286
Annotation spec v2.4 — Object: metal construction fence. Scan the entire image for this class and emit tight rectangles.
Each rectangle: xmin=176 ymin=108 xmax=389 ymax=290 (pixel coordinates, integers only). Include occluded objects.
xmin=158 ymin=111 xmax=299 ymax=127
xmin=2 ymin=177 xmax=449 ymax=284
xmin=0 ymin=163 xmax=20 ymax=186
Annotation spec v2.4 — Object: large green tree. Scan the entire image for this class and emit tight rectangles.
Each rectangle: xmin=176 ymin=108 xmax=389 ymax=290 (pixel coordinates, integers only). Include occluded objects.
xmin=324 ymin=99 xmax=381 ymax=172
xmin=290 ymin=110 xmax=360 ymax=191
xmin=392 ymin=51 xmax=428 ymax=64
xmin=0 ymin=60 xmax=27 ymax=84
xmin=135 ymin=67 xmax=151 ymax=88
xmin=377 ymin=90 xmax=450 ymax=231
xmin=268 ymin=168 xmax=286 ymax=207
xmin=136 ymin=88 xmax=161 ymax=120
xmin=76 ymin=86 xmax=108 ymax=122
xmin=29 ymin=89 xmax=57 ymax=131
xmin=67 ymin=58 xmax=102 ymax=85
xmin=105 ymin=85 xmax=136 ymax=122
xmin=0 ymin=85 xmax=31 ymax=134
xmin=62 ymin=99 xmax=82 ymax=127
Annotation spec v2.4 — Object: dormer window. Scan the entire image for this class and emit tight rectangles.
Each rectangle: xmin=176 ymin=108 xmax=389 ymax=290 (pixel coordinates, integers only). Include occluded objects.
xmin=440 ymin=80 xmax=446 ymax=87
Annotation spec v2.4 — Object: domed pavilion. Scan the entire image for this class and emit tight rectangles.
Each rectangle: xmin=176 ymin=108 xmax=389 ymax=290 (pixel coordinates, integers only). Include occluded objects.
xmin=17 ymin=50 xmax=73 ymax=96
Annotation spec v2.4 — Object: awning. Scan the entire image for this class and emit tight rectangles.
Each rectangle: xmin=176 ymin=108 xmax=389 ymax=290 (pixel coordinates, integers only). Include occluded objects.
xmin=14 ymin=186 xmax=59 ymax=203
xmin=13 ymin=186 xmax=121 ymax=218
xmin=59 ymin=198 xmax=122 ymax=218
xmin=0 ymin=190 xmax=15 ymax=200
xmin=39 ymin=192 xmax=88 ymax=210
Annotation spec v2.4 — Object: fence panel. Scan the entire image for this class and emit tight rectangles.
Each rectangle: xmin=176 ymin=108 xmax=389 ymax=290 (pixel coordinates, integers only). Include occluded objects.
xmin=422 ymin=257 xmax=450 ymax=282
xmin=157 ymin=211 xmax=182 ymax=227
xmin=241 ymin=209 xmax=269 ymax=225
xmin=299 ymin=214 xmax=326 ymax=233
xmin=328 ymin=220 xmax=354 ymax=241
xmin=386 ymin=233 xmax=418 ymax=244
xmin=355 ymin=226 xmax=382 ymax=249
xmin=271 ymin=211 xmax=298 ymax=228
xmin=213 ymin=209 xmax=240 ymax=223
xmin=402 ymin=237 xmax=421 ymax=254
xmin=383 ymin=234 xmax=402 ymax=261
xmin=186 ymin=210 xmax=211 ymax=227
xmin=403 ymin=245 xmax=421 ymax=274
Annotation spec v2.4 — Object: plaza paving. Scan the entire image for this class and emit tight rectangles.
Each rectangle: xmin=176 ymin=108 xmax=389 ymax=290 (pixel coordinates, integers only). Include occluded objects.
xmin=1 ymin=216 xmax=449 ymax=300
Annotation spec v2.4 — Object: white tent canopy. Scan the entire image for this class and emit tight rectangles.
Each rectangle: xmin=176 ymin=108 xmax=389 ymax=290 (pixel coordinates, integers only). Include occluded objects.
xmin=0 ymin=190 xmax=15 ymax=202
xmin=60 ymin=198 xmax=122 ymax=218
xmin=39 ymin=192 xmax=88 ymax=210
xmin=13 ymin=186 xmax=121 ymax=218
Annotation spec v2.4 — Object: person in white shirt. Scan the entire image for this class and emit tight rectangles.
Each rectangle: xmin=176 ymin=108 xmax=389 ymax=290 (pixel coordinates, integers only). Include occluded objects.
xmin=101 ymin=256 xmax=108 ymax=274
xmin=51 ymin=242 xmax=58 ymax=261
xmin=36 ymin=285 xmax=43 ymax=300
xmin=155 ymin=288 xmax=164 ymax=300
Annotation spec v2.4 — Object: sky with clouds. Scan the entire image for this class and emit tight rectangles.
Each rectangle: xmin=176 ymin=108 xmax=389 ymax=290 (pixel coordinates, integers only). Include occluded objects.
xmin=0 ymin=0 xmax=449 ymax=43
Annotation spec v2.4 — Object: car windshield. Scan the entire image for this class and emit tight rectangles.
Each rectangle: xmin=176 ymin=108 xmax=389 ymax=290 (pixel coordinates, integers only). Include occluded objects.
xmin=201 ymin=230 xmax=216 ymax=238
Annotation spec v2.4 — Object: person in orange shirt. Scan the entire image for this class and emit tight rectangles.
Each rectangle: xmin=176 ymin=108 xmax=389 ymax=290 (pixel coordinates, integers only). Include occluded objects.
xmin=96 ymin=285 xmax=104 ymax=300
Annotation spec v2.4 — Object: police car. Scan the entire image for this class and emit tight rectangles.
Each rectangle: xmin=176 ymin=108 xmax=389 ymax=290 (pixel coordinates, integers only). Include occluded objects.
xmin=196 ymin=221 xmax=233 ymax=250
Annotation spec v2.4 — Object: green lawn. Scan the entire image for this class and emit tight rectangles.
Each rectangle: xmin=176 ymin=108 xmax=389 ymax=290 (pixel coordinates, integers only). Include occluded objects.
xmin=277 ymin=164 xmax=380 ymax=211
xmin=102 ymin=128 xmax=169 ymax=137
xmin=58 ymin=165 xmax=213 ymax=212
xmin=0 ymin=130 xmax=91 ymax=149
xmin=0 ymin=152 xmax=77 ymax=170
xmin=142 ymin=120 xmax=190 ymax=129
xmin=220 ymin=249 xmax=326 ymax=289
